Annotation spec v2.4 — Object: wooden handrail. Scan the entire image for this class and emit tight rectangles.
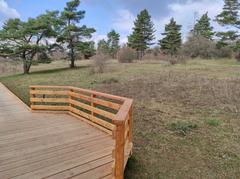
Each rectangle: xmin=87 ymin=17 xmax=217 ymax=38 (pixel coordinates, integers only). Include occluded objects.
xmin=112 ymin=99 xmax=133 ymax=179
xmin=29 ymin=85 xmax=133 ymax=179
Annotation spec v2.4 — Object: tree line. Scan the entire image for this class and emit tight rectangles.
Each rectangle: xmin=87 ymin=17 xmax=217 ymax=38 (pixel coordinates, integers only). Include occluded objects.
xmin=125 ymin=0 xmax=240 ymax=60
xmin=0 ymin=0 xmax=239 ymax=74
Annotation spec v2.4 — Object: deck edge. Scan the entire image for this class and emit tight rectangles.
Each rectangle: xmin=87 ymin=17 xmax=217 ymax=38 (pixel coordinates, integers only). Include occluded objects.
xmin=0 ymin=82 xmax=31 ymax=111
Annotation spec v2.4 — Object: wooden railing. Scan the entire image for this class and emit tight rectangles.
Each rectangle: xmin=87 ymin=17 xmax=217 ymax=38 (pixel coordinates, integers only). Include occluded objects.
xmin=29 ymin=85 xmax=133 ymax=179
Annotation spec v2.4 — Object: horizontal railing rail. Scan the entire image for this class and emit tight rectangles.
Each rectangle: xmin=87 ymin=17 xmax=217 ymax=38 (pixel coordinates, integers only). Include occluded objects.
xmin=29 ymin=85 xmax=133 ymax=179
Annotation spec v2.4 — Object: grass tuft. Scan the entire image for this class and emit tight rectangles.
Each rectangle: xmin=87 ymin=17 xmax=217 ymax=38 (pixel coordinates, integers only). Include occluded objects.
xmin=102 ymin=78 xmax=119 ymax=84
xmin=170 ymin=121 xmax=198 ymax=136
xmin=206 ymin=118 xmax=221 ymax=127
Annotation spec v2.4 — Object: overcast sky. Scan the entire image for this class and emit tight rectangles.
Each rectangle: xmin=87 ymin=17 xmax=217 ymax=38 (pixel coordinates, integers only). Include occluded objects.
xmin=0 ymin=0 xmax=225 ymax=44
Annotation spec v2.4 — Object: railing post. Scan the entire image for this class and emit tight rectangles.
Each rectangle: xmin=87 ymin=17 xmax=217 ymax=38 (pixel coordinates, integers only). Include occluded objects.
xmin=30 ymin=87 xmax=35 ymax=110
xmin=91 ymin=94 xmax=96 ymax=116
xmin=129 ymin=104 xmax=133 ymax=150
xmin=69 ymin=88 xmax=73 ymax=111
xmin=114 ymin=122 xmax=125 ymax=179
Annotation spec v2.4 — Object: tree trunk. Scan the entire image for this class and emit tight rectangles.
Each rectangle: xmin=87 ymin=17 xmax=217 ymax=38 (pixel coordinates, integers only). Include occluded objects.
xmin=69 ymin=41 xmax=75 ymax=68
xmin=138 ymin=50 xmax=144 ymax=60
xmin=70 ymin=56 xmax=75 ymax=68
xmin=23 ymin=61 xmax=30 ymax=74
xmin=22 ymin=52 xmax=30 ymax=74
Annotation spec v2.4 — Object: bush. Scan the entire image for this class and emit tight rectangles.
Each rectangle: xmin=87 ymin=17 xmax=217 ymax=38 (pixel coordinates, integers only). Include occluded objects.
xmin=37 ymin=52 xmax=51 ymax=64
xmin=181 ymin=36 xmax=217 ymax=59
xmin=215 ymin=46 xmax=233 ymax=59
xmin=169 ymin=57 xmax=178 ymax=65
xmin=235 ymin=53 xmax=240 ymax=62
xmin=90 ymin=53 xmax=109 ymax=73
xmin=118 ymin=47 xmax=135 ymax=63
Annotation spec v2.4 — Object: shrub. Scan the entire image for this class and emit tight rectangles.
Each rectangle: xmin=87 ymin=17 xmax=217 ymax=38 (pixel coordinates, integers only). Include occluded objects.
xmin=118 ymin=47 xmax=135 ymax=63
xmin=169 ymin=57 xmax=178 ymax=65
xmin=215 ymin=46 xmax=233 ymax=59
xmin=37 ymin=52 xmax=51 ymax=64
xmin=181 ymin=36 xmax=217 ymax=59
xmin=235 ymin=53 xmax=240 ymax=62
xmin=90 ymin=53 xmax=109 ymax=73
xmin=170 ymin=121 xmax=198 ymax=136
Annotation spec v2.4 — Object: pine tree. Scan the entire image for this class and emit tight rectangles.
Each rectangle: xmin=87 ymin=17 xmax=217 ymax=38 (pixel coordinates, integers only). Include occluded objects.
xmin=107 ymin=30 xmax=120 ymax=59
xmin=76 ymin=41 xmax=96 ymax=59
xmin=216 ymin=0 xmax=240 ymax=48
xmin=97 ymin=39 xmax=109 ymax=54
xmin=57 ymin=0 xmax=95 ymax=68
xmin=127 ymin=9 xmax=155 ymax=59
xmin=216 ymin=0 xmax=240 ymax=27
xmin=159 ymin=18 xmax=182 ymax=56
xmin=192 ymin=12 xmax=214 ymax=40
xmin=0 ymin=11 xmax=60 ymax=74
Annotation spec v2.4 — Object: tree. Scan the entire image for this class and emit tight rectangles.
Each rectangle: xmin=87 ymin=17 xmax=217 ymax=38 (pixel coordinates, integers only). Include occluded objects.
xmin=216 ymin=0 xmax=240 ymax=27
xmin=57 ymin=0 xmax=95 ymax=68
xmin=107 ymin=30 xmax=120 ymax=58
xmin=0 ymin=11 xmax=60 ymax=74
xmin=76 ymin=41 xmax=96 ymax=59
xmin=128 ymin=9 xmax=155 ymax=59
xmin=192 ymin=12 xmax=214 ymax=40
xmin=97 ymin=39 xmax=109 ymax=54
xmin=216 ymin=0 xmax=240 ymax=49
xmin=159 ymin=18 xmax=182 ymax=56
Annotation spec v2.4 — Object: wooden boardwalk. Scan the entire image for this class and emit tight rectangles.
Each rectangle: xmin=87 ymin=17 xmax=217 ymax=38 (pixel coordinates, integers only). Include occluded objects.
xmin=0 ymin=83 xmax=115 ymax=179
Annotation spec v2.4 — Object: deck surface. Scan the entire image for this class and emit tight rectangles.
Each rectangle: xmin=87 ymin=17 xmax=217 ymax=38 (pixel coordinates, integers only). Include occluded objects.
xmin=0 ymin=83 xmax=114 ymax=179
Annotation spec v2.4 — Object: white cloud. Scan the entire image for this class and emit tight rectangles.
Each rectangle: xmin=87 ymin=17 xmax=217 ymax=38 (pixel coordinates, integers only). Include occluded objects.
xmin=91 ymin=33 xmax=107 ymax=45
xmin=0 ymin=0 xmax=20 ymax=18
xmin=0 ymin=0 xmax=20 ymax=26
xmin=110 ymin=9 xmax=136 ymax=45
xmin=154 ymin=0 xmax=224 ymax=41
xmin=112 ymin=9 xmax=135 ymax=34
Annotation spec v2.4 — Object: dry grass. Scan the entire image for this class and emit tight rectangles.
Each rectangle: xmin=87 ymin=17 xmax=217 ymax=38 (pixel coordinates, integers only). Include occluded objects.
xmin=95 ymin=63 xmax=240 ymax=178
xmin=1 ymin=59 xmax=240 ymax=178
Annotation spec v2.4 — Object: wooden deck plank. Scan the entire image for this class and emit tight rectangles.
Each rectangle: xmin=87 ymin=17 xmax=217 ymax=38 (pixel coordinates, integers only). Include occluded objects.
xmin=0 ymin=143 xmax=112 ymax=178
xmin=44 ymin=155 xmax=113 ymax=179
xmin=13 ymin=148 xmax=113 ymax=179
xmin=70 ymin=163 xmax=112 ymax=179
xmin=0 ymin=135 xmax=110 ymax=168
xmin=0 ymin=83 xmax=114 ymax=179
xmin=0 ymin=129 xmax=107 ymax=161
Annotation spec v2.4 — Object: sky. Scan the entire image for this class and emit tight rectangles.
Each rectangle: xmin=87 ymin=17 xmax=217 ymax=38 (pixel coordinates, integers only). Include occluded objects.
xmin=0 ymin=0 xmax=225 ymax=44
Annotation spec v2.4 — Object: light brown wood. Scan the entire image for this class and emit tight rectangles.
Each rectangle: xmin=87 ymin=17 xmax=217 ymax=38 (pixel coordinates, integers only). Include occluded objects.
xmin=124 ymin=142 xmax=133 ymax=169
xmin=0 ymin=83 xmax=117 ymax=179
xmin=31 ymin=105 xmax=69 ymax=111
xmin=70 ymin=91 xmax=121 ymax=110
xmin=69 ymin=107 xmax=115 ymax=131
xmin=113 ymin=124 xmax=125 ymax=179
xmin=30 ymin=90 xmax=69 ymax=95
xmin=69 ymin=99 xmax=115 ymax=120
xmin=28 ymin=85 xmax=133 ymax=179
xmin=129 ymin=105 xmax=133 ymax=143
xmin=71 ymin=86 xmax=127 ymax=102
xmin=30 ymin=97 xmax=69 ymax=103
xmin=30 ymin=85 xmax=126 ymax=102
xmin=30 ymin=85 xmax=70 ymax=89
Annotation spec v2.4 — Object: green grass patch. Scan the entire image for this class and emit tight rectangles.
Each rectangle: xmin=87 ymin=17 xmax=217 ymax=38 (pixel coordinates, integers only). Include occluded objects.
xmin=206 ymin=118 xmax=221 ymax=127
xmin=170 ymin=121 xmax=198 ymax=136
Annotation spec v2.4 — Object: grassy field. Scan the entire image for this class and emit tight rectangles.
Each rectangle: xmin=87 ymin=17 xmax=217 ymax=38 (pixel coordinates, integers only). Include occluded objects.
xmin=1 ymin=59 xmax=240 ymax=178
